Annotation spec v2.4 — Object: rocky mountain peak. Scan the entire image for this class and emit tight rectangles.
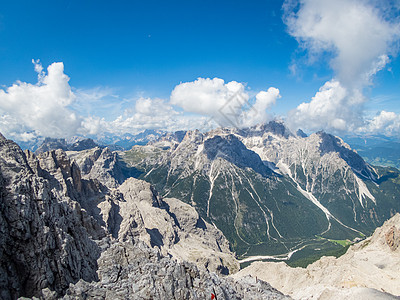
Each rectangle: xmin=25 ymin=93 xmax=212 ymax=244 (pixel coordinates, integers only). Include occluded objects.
xmin=172 ymin=130 xmax=187 ymax=142
xmin=0 ymin=133 xmax=34 ymax=180
xmin=182 ymin=129 xmax=204 ymax=143
xmin=263 ymin=120 xmax=292 ymax=136
xmin=67 ymin=147 xmax=126 ymax=189
xmin=316 ymin=131 xmax=376 ymax=180
xmin=244 ymin=120 xmax=293 ymax=138
xmin=35 ymin=137 xmax=69 ymax=153
xmin=70 ymin=138 xmax=98 ymax=151
xmin=316 ymin=131 xmax=349 ymax=152
xmin=158 ymin=130 xmax=187 ymax=143
xmin=203 ymin=134 xmax=272 ymax=177
xmin=296 ymin=129 xmax=307 ymax=138
xmin=208 ymin=127 xmax=235 ymax=137
xmin=35 ymin=137 xmax=99 ymax=154
xmin=149 ymin=130 xmax=188 ymax=150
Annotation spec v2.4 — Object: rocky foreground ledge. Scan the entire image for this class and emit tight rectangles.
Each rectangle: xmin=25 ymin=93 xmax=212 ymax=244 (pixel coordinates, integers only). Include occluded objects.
xmin=60 ymin=239 xmax=288 ymax=300
xmin=0 ymin=133 xmax=289 ymax=299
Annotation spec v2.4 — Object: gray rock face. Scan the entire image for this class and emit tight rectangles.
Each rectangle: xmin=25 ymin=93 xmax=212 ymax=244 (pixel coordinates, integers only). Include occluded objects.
xmin=67 ymin=147 xmax=126 ymax=189
xmin=148 ymin=130 xmax=187 ymax=150
xmin=296 ymin=129 xmax=307 ymax=138
xmin=65 ymin=147 xmax=239 ymax=275
xmin=240 ymin=121 xmax=294 ymax=139
xmin=35 ymin=137 xmax=69 ymax=153
xmin=96 ymin=177 xmax=240 ymax=275
xmin=0 ymin=137 xmax=102 ymax=299
xmin=63 ymin=240 xmax=289 ymax=300
xmin=203 ymin=134 xmax=273 ymax=177
xmin=0 ymin=134 xmax=283 ymax=299
xmin=316 ymin=131 xmax=375 ymax=179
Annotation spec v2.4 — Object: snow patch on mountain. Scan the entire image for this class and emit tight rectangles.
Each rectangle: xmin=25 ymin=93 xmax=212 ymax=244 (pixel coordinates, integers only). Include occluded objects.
xmin=354 ymin=173 xmax=376 ymax=207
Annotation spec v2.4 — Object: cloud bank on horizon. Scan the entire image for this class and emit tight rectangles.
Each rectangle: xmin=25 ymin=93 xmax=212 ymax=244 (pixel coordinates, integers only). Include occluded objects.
xmin=0 ymin=60 xmax=281 ymax=141
xmin=0 ymin=0 xmax=399 ymax=142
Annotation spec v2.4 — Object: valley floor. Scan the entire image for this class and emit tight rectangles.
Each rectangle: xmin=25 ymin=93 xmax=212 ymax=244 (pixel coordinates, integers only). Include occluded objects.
xmin=233 ymin=214 xmax=400 ymax=300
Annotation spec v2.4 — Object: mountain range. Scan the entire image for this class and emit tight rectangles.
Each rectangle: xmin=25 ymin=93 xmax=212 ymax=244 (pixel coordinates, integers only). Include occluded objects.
xmin=17 ymin=129 xmax=169 ymax=153
xmin=119 ymin=121 xmax=400 ymax=265
xmin=2 ymin=120 xmax=400 ymax=299
xmin=16 ymin=121 xmax=400 ymax=266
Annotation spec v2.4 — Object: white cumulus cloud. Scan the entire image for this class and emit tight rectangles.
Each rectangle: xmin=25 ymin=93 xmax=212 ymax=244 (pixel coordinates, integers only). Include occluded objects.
xmin=241 ymin=88 xmax=281 ymax=127
xmin=288 ymin=80 xmax=364 ymax=133
xmin=284 ymin=0 xmax=400 ymax=134
xmin=170 ymin=77 xmax=249 ymax=126
xmin=360 ymin=111 xmax=400 ymax=136
xmin=284 ymin=0 xmax=400 ymax=88
xmin=0 ymin=60 xmax=81 ymax=141
xmin=170 ymin=77 xmax=280 ymax=128
xmin=81 ymin=96 xmax=214 ymax=136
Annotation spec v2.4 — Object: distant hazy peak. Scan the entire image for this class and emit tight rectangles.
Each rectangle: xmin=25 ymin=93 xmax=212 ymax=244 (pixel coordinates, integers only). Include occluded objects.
xmin=296 ymin=129 xmax=307 ymax=138
xmin=35 ymin=137 xmax=99 ymax=154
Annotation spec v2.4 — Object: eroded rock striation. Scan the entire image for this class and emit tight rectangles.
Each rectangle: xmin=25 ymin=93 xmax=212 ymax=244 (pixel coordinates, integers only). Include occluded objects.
xmin=0 ymin=134 xmax=102 ymax=299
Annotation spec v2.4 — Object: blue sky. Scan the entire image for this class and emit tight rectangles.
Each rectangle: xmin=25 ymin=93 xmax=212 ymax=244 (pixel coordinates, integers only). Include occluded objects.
xmin=0 ymin=0 xmax=399 ymax=141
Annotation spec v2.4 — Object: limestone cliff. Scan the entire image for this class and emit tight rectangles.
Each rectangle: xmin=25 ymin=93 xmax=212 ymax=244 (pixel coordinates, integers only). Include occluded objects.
xmin=0 ymin=133 xmax=282 ymax=299
xmin=0 ymin=134 xmax=102 ymax=299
